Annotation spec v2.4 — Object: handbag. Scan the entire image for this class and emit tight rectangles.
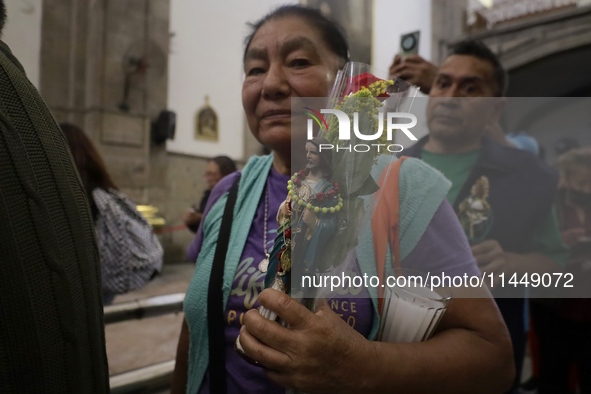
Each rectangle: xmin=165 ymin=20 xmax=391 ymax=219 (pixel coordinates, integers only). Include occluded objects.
xmin=208 ymin=175 xmax=241 ymax=394
xmin=93 ymin=188 xmax=163 ymax=294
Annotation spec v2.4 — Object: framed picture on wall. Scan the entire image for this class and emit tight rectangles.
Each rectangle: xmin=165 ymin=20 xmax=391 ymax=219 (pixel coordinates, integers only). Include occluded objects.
xmin=194 ymin=96 xmax=219 ymax=141
xmin=301 ymin=0 xmax=373 ymax=65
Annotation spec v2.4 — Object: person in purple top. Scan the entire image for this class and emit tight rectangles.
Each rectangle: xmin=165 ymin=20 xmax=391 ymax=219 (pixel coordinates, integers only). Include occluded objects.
xmin=173 ymin=6 xmax=514 ymax=394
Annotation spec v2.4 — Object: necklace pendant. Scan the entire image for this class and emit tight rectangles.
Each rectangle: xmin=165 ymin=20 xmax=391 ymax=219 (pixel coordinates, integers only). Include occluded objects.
xmin=258 ymin=257 xmax=269 ymax=273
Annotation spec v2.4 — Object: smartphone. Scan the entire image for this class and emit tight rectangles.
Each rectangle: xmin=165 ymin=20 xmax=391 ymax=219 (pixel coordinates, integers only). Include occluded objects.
xmin=399 ymin=31 xmax=420 ymax=57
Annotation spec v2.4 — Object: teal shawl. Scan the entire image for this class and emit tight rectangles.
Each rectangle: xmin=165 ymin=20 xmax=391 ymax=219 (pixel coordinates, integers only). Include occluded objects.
xmin=183 ymin=154 xmax=450 ymax=393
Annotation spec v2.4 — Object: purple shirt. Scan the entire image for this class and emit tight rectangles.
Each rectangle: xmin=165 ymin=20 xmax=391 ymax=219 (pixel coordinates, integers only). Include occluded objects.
xmin=188 ymin=167 xmax=479 ymax=394
xmin=402 ymin=199 xmax=482 ymax=277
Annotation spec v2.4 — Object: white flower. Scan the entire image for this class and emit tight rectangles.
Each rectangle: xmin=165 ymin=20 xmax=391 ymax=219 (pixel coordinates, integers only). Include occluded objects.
xmin=470 ymin=200 xmax=484 ymax=210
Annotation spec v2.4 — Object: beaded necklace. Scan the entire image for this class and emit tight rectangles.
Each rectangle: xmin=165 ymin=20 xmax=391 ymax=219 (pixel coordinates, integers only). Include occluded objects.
xmin=287 ymin=169 xmax=343 ymax=214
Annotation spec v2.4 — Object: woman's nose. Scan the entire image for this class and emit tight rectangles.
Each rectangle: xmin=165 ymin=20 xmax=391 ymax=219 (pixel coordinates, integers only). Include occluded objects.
xmin=262 ymin=64 xmax=290 ymax=99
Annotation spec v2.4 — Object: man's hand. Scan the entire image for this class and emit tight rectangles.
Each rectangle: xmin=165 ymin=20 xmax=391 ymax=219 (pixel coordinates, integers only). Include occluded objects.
xmin=389 ymin=54 xmax=437 ymax=93
xmin=239 ymin=289 xmax=372 ymax=393
xmin=562 ymin=227 xmax=586 ymax=248
xmin=471 ymin=240 xmax=511 ymax=287
xmin=471 ymin=239 xmax=561 ymax=287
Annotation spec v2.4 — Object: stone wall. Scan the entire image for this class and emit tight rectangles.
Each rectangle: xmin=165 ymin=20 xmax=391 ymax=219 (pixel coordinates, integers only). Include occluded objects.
xmin=153 ymin=153 xmax=209 ymax=263
xmin=2 ymin=0 xmax=43 ymax=88
xmin=38 ymin=0 xmax=204 ymax=263
xmin=40 ymin=0 xmax=169 ymax=190
xmin=431 ymin=0 xmax=591 ymax=69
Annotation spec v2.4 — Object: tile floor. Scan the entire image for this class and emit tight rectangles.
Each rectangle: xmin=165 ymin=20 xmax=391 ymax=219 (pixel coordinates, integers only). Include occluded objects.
xmin=105 ymin=263 xmax=195 ymax=377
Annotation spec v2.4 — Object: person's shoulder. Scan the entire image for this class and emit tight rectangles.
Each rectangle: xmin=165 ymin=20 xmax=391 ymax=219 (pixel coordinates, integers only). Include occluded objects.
xmin=393 ymin=157 xmax=453 ymax=261
xmin=198 ymin=171 xmax=242 ymax=225
xmin=400 ymin=156 xmax=442 ymax=175
xmin=209 ymin=171 xmax=241 ymax=203
xmin=397 ymin=157 xmax=451 ymax=211
xmin=0 ymin=41 xmax=26 ymax=74
xmin=399 ymin=157 xmax=451 ymax=190
xmin=499 ymin=143 xmax=558 ymax=182
xmin=490 ymin=142 xmax=559 ymax=207
xmin=377 ymin=157 xmax=451 ymax=201
xmin=505 ymin=133 xmax=539 ymax=155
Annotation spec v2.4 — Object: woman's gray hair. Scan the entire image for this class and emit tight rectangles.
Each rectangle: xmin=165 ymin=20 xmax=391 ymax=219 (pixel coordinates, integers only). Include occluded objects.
xmin=243 ymin=5 xmax=350 ymax=68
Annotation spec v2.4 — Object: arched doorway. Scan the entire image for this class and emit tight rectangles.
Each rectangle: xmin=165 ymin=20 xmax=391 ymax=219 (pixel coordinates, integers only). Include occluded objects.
xmin=507 ymin=43 xmax=591 ymax=97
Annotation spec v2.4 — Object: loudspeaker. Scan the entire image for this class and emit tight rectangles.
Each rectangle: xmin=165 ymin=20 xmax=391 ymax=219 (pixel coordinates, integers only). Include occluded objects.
xmin=151 ymin=110 xmax=176 ymax=144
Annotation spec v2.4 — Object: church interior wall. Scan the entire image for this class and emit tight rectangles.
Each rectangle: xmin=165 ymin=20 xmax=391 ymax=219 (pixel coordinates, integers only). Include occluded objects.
xmin=2 ymin=0 xmax=43 ymax=88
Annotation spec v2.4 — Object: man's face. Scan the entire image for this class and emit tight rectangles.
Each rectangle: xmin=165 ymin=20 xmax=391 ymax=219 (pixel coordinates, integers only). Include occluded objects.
xmin=568 ymin=165 xmax=591 ymax=194
xmin=305 ymin=142 xmax=321 ymax=170
xmin=426 ymin=55 xmax=502 ymax=144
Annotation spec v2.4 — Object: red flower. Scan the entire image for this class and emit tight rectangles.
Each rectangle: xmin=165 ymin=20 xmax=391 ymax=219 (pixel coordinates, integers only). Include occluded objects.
xmin=294 ymin=178 xmax=301 ymax=186
xmin=278 ymin=246 xmax=286 ymax=261
xmin=343 ymin=73 xmax=390 ymax=98
xmin=284 ymin=228 xmax=291 ymax=238
xmin=298 ymin=170 xmax=307 ymax=179
xmin=316 ymin=192 xmax=326 ymax=202
xmin=327 ymin=189 xmax=336 ymax=199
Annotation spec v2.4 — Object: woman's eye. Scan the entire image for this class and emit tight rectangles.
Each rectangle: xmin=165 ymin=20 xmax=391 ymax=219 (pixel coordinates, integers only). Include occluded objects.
xmin=289 ymin=58 xmax=311 ymax=68
xmin=247 ymin=67 xmax=265 ymax=76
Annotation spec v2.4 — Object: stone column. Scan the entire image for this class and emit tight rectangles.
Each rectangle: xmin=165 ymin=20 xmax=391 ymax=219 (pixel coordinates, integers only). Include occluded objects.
xmin=431 ymin=0 xmax=468 ymax=64
xmin=39 ymin=0 xmax=170 ymax=202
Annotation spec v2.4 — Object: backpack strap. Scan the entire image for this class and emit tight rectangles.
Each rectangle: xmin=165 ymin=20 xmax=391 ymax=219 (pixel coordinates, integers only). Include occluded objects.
xmin=207 ymin=174 xmax=241 ymax=394
xmin=372 ymin=157 xmax=408 ymax=313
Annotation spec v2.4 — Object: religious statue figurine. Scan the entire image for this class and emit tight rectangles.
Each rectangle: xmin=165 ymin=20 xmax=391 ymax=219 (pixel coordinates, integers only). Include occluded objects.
xmin=257 ymin=137 xmax=343 ymax=322
xmin=458 ymin=176 xmax=493 ymax=244
xmin=290 ymin=137 xmax=341 ymax=274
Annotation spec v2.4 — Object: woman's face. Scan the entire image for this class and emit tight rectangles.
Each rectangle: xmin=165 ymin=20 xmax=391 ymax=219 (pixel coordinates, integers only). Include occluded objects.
xmin=205 ymin=161 xmax=223 ymax=190
xmin=242 ymin=16 xmax=341 ymax=153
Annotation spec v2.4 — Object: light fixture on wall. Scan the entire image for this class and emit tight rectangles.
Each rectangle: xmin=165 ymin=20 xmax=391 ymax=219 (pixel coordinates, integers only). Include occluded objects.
xmin=478 ymin=0 xmax=494 ymax=8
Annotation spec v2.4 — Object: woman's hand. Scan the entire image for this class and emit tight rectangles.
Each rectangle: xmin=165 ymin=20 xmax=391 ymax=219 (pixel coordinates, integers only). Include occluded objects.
xmin=240 ymin=288 xmax=374 ymax=393
xmin=240 ymin=289 xmax=514 ymax=394
xmin=182 ymin=209 xmax=203 ymax=226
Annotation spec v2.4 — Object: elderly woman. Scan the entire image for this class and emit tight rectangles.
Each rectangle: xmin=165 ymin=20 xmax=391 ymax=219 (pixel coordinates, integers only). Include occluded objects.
xmin=172 ymin=5 xmax=514 ymax=394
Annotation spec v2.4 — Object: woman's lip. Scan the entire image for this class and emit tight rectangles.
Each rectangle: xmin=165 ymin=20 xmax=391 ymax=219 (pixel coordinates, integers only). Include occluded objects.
xmin=261 ymin=110 xmax=292 ymax=120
